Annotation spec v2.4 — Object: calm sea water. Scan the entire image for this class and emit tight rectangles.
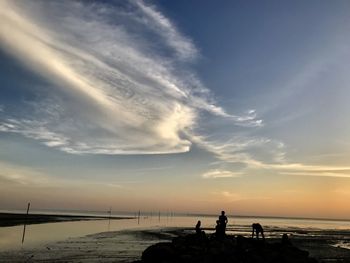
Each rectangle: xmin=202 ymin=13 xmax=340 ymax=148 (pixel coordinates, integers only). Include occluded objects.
xmin=1 ymin=209 xmax=350 ymax=251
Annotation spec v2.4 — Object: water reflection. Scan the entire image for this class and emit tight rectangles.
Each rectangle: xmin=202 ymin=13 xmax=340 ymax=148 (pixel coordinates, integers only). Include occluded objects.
xmin=1 ymin=215 xmax=350 ymax=251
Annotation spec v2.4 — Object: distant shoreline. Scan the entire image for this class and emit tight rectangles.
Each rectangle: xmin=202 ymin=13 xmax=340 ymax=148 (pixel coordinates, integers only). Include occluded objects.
xmin=0 ymin=212 xmax=133 ymax=227
xmin=184 ymin=213 xmax=350 ymax=223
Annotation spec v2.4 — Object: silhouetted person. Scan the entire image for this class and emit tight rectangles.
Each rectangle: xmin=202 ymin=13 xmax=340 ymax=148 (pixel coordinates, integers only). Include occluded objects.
xmin=195 ymin=220 xmax=202 ymax=234
xmin=282 ymin=233 xmax=291 ymax=245
xmin=252 ymin=223 xmax=265 ymax=240
xmin=215 ymin=220 xmax=223 ymax=238
xmin=218 ymin=211 xmax=228 ymax=235
xmin=195 ymin=220 xmax=206 ymax=240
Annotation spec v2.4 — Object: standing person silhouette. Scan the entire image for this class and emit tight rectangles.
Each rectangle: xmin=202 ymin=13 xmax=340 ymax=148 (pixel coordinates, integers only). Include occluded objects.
xmin=218 ymin=211 xmax=228 ymax=235
xmin=195 ymin=220 xmax=202 ymax=234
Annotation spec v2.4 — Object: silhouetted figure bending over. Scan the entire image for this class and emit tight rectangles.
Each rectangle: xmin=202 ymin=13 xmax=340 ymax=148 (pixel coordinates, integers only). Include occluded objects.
xmin=252 ymin=223 xmax=265 ymax=240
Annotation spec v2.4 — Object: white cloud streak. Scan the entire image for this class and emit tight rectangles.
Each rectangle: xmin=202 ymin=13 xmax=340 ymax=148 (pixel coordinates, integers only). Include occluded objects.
xmin=190 ymin=133 xmax=281 ymax=166
xmin=134 ymin=0 xmax=198 ymax=61
xmin=195 ymin=133 xmax=350 ymax=178
xmin=0 ymin=0 xmax=260 ymax=155
xmin=202 ymin=169 xmax=242 ymax=179
xmin=279 ymin=171 xmax=350 ymax=178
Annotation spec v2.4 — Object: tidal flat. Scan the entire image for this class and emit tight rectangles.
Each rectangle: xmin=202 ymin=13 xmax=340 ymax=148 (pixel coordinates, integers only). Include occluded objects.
xmin=1 ymin=227 xmax=350 ymax=262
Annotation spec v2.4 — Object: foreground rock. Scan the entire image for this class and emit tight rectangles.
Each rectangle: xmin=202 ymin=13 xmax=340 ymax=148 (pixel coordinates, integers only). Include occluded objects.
xmin=135 ymin=234 xmax=318 ymax=263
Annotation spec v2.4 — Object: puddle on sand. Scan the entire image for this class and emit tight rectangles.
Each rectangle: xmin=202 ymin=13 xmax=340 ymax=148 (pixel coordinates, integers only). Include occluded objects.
xmin=332 ymin=241 xmax=350 ymax=250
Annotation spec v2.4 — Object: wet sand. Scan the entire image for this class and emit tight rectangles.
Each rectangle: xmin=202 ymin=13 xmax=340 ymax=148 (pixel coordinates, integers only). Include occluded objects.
xmin=0 ymin=212 xmax=132 ymax=227
xmin=1 ymin=227 xmax=350 ymax=263
xmin=0 ymin=228 xmax=175 ymax=262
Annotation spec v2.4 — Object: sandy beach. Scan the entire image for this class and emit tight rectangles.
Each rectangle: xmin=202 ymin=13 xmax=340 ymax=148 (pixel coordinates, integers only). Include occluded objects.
xmin=1 ymin=213 xmax=350 ymax=262
xmin=1 ymin=226 xmax=350 ymax=263
xmin=0 ymin=228 xmax=174 ymax=262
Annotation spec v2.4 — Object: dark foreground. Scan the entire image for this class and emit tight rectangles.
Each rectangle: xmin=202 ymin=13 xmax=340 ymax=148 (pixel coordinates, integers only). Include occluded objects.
xmin=135 ymin=233 xmax=317 ymax=263
xmin=1 ymin=228 xmax=350 ymax=262
xmin=0 ymin=212 xmax=132 ymax=227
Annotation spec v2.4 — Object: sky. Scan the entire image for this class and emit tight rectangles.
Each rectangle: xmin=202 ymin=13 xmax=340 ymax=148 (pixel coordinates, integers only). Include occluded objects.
xmin=1 ymin=0 xmax=350 ymax=219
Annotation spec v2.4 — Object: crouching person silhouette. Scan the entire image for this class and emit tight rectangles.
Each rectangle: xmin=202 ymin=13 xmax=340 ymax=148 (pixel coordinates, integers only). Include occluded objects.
xmin=252 ymin=223 xmax=265 ymax=240
xmin=195 ymin=220 xmax=206 ymax=238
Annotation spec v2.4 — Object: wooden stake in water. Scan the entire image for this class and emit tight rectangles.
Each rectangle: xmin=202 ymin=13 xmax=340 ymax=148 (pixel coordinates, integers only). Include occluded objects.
xmin=21 ymin=202 xmax=30 ymax=244
xmin=137 ymin=210 xmax=140 ymax=225
xmin=107 ymin=207 xmax=112 ymax=231
xmin=158 ymin=211 xmax=160 ymax=222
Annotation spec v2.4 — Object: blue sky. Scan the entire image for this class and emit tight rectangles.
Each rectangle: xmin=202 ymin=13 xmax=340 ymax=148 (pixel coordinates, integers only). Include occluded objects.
xmin=1 ymin=0 xmax=350 ymax=218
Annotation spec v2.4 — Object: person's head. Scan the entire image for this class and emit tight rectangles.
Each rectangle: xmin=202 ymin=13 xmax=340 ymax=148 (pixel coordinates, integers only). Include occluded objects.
xmin=221 ymin=211 xmax=225 ymax=215
xmin=197 ymin=220 xmax=201 ymax=225
xmin=282 ymin=234 xmax=289 ymax=243
xmin=216 ymin=220 xmax=220 ymax=225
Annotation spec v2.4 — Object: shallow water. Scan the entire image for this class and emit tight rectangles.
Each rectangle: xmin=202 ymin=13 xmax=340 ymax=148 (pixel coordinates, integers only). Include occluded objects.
xmin=1 ymin=211 xmax=350 ymax=251
xmin=333 ymin=241 xmax=350 ymax=250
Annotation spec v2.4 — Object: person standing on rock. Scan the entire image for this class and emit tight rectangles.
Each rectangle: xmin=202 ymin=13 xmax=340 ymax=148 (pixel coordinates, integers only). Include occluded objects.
xmin=218 ymin=211 xmax=228 ymax=235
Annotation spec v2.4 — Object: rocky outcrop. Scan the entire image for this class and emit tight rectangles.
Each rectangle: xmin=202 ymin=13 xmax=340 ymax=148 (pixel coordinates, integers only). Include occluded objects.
xmin=135 ymin=234 xmax=318 ymax=263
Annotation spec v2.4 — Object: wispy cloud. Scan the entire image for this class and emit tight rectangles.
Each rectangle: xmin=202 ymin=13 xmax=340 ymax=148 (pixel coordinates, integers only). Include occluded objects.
xmin=196 ymin=133 xmax=350 ymax=179
xmin=0 ymin=0 xmax=259 ymax=155
xmin=202 ymin=169 xmax=242 ymax=179
xmin=191 ymin=134 xmax=284 ymax=167
xmin=210 ymin=190 xmax=272 ymax=203
xmin=275 ymin=163 xmax=350 ymax=178
xmin=279 ymin=171 xmax=350 ymax=178
xmin=0 ymin=161 xmax=50 ymax=186
xmin=133 ymin=0 xmax=197 ymax=61
xmin=219 ymin=191 xmax=242 ymax=201
xmin=0 ymin=161 xmax=140 ymax=191
xmin=209 ymin=191 xmax=242 ymax=202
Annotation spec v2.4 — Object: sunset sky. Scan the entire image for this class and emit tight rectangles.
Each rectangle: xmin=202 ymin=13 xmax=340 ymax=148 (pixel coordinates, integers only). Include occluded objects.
xmin=1 ymin=0 xmax=350 ymax=219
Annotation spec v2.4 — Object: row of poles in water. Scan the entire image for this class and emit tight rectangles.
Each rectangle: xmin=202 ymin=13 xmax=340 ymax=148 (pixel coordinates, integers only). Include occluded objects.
xmin=21 ymin=202 xmax=178 ymax=244
xmin=106 ymin=207 xmax=177 ymax=225
xmin=134 ymin=210 xmax=176 ymax=224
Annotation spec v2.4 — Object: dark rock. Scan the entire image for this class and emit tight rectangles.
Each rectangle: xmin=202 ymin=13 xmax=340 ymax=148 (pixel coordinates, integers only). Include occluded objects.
xmin=142 ymin=242 xmax=176 ymax=263
xmin=137 ymin=234 xmax=318 ymax=263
